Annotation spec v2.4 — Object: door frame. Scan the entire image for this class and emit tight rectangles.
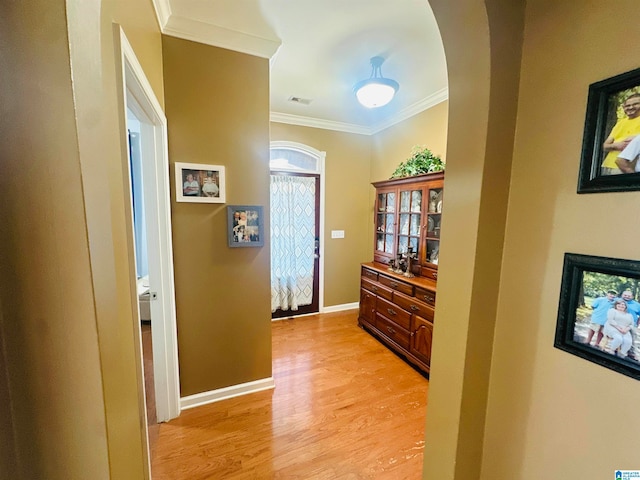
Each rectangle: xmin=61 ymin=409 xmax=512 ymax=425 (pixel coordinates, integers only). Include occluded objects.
xmin=117 ymin=27 xmax=180 ymax=423
xmin=270 ymin=141 xmax=326 ymax=313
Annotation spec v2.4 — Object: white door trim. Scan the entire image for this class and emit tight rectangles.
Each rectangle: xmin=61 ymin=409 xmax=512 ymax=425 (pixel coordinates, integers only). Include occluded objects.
xmin=269 ymin=141 xmax=326 ymax=312
xmin=118 ymin=27 xmax=181 ymax=422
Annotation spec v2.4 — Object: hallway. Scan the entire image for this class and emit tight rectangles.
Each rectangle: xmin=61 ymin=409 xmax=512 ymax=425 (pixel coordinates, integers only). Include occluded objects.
xmin=150 ymin=310 xmax=429 ymax=479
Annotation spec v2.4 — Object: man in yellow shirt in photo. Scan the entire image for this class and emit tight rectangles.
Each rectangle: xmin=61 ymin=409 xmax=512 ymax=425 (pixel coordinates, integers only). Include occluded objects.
xmin=601 ymin=93 xmax=640 ymax=175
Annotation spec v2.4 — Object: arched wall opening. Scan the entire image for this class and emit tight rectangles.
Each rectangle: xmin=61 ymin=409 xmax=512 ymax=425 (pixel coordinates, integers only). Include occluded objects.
xmin=421 ymin=1 xmax=525 ymax=478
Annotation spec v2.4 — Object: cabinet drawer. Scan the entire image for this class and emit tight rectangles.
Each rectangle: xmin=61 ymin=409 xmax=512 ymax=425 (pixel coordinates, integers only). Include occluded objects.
xmin=361 ymin=267 xmax=378 ymax=281
xmin=378 ymin=274 xmax=413 ymax=296
xmin=361 ymin=277 xmax=393 ymax=301
xmin=376 ymin=296 xmax=410 ymax=330
xmin=376 ymin=313 xmax=410 ymax=349
xmin=393 ymin=291 xmax=434 ymax=321
xmin=415 ymin=286 xmax=436 ymax=306
xmin=420 ymin=267 xmax=438 ymax=282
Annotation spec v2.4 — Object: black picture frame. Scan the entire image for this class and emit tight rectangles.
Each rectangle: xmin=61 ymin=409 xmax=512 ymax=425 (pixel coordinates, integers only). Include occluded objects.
xmin=578 ymin=68 xmax=640 ymax=193
xmin=554 ymin=253 xmax=640 ymax=381
xmin=227 ymin=205 xmax=264 ymax=248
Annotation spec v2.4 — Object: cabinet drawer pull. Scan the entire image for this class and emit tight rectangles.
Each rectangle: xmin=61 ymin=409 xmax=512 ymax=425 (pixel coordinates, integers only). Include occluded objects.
xmin=387 ymin=308 xmax=397 ymax=316
xmin=410 ymin=305 xmax=419 ymax=312
xmin=422 ymin=294 xmax=435 ymax=303
xmin=432 ymin=272 xmax=438 ymax=279
xmin=390 ymin=281 xmax=398 ymax=288
xmin=372 ymin=286 xmax=378 ymax=292
xmin=386 ymin=326 xmax=396 ymax=335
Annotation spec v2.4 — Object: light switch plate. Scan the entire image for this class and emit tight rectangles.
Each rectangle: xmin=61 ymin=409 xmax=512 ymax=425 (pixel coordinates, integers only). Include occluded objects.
xmin=331 ymin=230 xmax=345 ymax=239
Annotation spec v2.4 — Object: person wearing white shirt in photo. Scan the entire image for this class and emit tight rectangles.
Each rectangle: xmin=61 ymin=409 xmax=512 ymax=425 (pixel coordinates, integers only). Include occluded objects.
xmin=616 ymin=134 xmax=640 ymax=173
xmin=183 ymin=173 xmax=200 ymax=196
xmin=202 ymin=174 xmax=219 ymax=197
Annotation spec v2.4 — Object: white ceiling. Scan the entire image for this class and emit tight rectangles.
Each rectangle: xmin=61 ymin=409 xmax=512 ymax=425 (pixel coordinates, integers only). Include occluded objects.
xmin=155 ymin=0 xmax=448 ymax=135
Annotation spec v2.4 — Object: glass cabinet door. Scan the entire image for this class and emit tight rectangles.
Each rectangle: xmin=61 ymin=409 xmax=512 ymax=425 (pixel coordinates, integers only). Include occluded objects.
xmin=375 ymin=190 xmax=396 ymax=257
xmin=424 ymin=186 xmax=443 ymax=266
xmin=397 ymin=188 xmax=423 ymax=257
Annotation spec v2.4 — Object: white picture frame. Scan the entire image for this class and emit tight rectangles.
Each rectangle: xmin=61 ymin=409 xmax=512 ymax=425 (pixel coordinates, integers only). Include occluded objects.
xmin=175 ymin=162 xmax=226 ymax=203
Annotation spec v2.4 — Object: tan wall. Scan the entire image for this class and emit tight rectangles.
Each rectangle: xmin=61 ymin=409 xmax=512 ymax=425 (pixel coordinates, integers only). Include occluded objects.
xmin=0 ymin=0 xmax=164 ymax=478
xmin=0 ymin=306 xmax=18 ymax=478
xmin=163 ymin=36 xmax=272 ymax=397
xmin=422 ymin=0 xmax=524 ymax=478
xmin=370 ymin=101 xmax=449 ymax=182
xmin=0 ymin=1 xmax=110 ymax=478
xmin=482 ymin=0 xmax=640 ymax=478
xmin=113 ymin=0 xmax=165 ymax=106
xmin=270 ymin=123 xmax=373 ymax=307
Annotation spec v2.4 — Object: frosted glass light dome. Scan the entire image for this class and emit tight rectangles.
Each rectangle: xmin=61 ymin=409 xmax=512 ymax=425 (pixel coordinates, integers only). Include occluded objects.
xmin=353 ymin=57 xmax=399 ymax=108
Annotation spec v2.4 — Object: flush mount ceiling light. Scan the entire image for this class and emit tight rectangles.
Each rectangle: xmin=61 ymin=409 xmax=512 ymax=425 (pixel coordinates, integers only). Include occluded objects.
xmin=353 ymin=56 xmax=399 ymax=108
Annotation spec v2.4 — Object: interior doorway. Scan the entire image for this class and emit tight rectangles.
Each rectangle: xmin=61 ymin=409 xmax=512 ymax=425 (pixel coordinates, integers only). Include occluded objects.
xmin=126 ymin=114 xmax=158 ymax=443
xmin=269 ymin=142 xmax=325 ymax=319
xmin=118 ymin=27 xmax=181 ymax=427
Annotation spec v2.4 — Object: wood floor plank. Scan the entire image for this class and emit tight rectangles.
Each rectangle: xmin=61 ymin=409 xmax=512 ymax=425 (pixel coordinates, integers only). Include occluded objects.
xmin=151 ymin=310 xmax=428 ymax=479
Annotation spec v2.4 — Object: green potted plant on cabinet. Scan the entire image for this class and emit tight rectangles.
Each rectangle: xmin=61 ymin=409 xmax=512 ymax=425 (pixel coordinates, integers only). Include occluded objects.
xmin=390 ymin=145 xmax=445 ymax=179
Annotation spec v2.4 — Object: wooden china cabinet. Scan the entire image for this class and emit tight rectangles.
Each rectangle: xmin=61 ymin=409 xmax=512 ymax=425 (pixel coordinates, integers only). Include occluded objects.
xmin=358 ymin=171 xmax=444 ymax=375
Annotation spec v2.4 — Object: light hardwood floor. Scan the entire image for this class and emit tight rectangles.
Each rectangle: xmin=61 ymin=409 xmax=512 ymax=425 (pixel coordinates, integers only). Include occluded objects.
xmin=151 ymin=310 xmax=429 ymax=479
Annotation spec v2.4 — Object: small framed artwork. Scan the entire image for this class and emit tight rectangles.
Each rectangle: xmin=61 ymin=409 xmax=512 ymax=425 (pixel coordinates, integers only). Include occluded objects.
xmin=227 ymin=205 xmax=264 ymax=248
xmin=175 ymin=162 xmax=226 ymax=203
xmin=554 ymin=253 xmax=640 ymax=381
xmin=578 ymin=67 xmax=640 ymax=193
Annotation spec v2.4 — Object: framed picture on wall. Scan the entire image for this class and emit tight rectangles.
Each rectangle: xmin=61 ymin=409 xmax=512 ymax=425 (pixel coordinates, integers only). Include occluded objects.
xmin=554 ymin=253 xmax=640 ymax=381
xmin=578 ymin=67 xmax=640 ymax=193
xmin=227 ymin=205 xmax=264 ymax=248
xmin=175 ymin=162 xmax=226 ymax=203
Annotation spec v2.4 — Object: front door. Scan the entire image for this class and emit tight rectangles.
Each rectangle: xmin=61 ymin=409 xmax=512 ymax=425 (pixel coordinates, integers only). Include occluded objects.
xmin=270 ymin=172 xmax=320 ymax=318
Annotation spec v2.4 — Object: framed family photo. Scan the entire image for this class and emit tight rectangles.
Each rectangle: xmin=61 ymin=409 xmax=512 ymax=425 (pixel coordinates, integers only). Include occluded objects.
xmin=578 ymin=67 xmax=640 ymax=193
xmin=227 ymin=205 xmax=264 ymax=248
xmin=175 ymin=162 xmax=226 ymax=203
xmin=554 ymin=253 xmax=640 ymax=381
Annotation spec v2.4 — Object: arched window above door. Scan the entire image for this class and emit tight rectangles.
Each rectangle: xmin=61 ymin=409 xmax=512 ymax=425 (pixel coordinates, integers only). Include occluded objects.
xmin=270 ymin=141 xmax=324 ymax=173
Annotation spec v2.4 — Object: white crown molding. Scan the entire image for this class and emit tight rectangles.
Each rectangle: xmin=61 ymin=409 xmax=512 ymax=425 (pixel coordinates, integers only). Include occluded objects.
xmin=180 ymin=377 xmax=275 ymax=410
xmin=370 ymin=87 xmax=449 ymax=134
xmin=271 ymin=88 xmax=449 ymax=136
xmin=163 ymin=15 xmax=281 ymax=59
xmin=150 ymin=0 xmax=171 ymax=29
xmin=270 ymin=112 xmax=372 ymax=135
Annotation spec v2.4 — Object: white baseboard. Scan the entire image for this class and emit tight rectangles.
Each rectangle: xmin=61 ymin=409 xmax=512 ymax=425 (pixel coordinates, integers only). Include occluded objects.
xmin=322 ymin=302 xmax=359 ymax=313
xmin=180 ymin=377 xmax=275 ymax=411
xmin=270 ymin=303 xmax=359 ymax=322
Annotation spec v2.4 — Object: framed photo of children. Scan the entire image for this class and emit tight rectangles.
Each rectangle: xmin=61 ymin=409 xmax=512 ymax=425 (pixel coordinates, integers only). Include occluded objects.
xmin=554 ymin=253 xmax=640 ymax=381
xmin=227 ymin=205 xmax=264 ymax=248
xmin=175 ymin=162 xmax=226 ymax=203
xmin=578 ymin=67 xmax=640 ymax=193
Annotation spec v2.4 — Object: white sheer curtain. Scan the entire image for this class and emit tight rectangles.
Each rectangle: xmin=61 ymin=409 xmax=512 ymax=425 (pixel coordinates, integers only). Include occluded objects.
xmin=270 ymin=174 xmax=316 ymax=312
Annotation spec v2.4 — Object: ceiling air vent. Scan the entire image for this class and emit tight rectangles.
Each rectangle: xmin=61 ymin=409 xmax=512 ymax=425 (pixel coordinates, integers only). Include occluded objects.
xmin=288 ymin=96 xmax=312 ymax=106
